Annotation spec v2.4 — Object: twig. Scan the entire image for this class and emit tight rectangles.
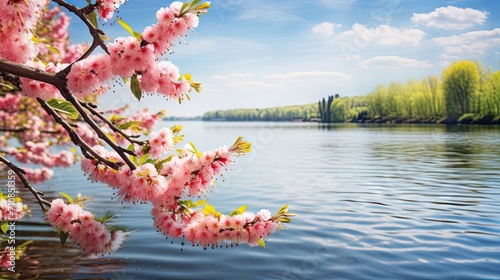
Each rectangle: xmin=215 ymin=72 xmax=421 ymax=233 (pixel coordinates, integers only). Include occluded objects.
xmin=37 ymin=98 xmax=123 ymax=170
xmin=0 ymin=155 xmax=51 ymax=212
xmin=53 ymin=0 xmax=108 ymax=58
xmin=80 ymin=101 xmax=145 ymax=147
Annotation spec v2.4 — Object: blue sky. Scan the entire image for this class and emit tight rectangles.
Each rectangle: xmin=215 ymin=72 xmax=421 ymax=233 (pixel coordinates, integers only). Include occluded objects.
xmin=67 ymin=0 xmax=500 ymax=117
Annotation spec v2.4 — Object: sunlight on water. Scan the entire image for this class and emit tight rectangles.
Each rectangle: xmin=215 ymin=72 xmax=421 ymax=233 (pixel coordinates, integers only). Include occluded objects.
xmin=2 ymin=122 xmax=500 ymax=279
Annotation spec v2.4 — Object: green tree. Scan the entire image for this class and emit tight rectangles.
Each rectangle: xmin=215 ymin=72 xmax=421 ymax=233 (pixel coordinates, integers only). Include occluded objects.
xmin=442 ymin=60 xmax=480 ymax=118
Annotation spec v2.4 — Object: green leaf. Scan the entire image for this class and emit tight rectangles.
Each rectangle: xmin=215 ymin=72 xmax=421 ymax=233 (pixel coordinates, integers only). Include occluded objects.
xmin=130 ymin=74 xmax=142 ymax=101
xmin=126 ymin=144 xmax=135 ymax=152
xmin=59 ymin=192 xmax=73 ymax=204
xmin=190 ymin=0 xmax=202 ymax=8
xmin=278 ymin=204 xmax=289 ymax=214
xmin=117 ymin=18 xmax=141 ymax=40
xmin=133 ymin=31 xmax=142 ymax=40
xmin=118 ymin=121 xmax=142 ymax=130
xmin=154 ymin=155 xmax=173 ymax=172
xmin=139 ymin=153 xmax=149 ymax=165
xmin=229 ymin=205 xmax=247 ymax=216
xmin=203 ymin=204 xmax=216 ymax=215
xmin=192 ymin=199 xmax=207 ymax=207
xmin=104 ymin=131 xmax=117 ymax=144
xmin=59 ymin=231 xmax=69 ymax=247
xmin=48 ymin=45 xmax=60 ymax=55
xmin=188 ymin=141 xmax=202 ymax=158
xmin=1 ymin=222 xmax=8 ymax=234
xmin=95 ymin=211 xmax=118 ymax=224
xmin=180 ymin=2 xmax=189 ymax=14
xmin=179 ymin=199 xmax=192 ymax=208
xmin=47 ymin=98 xmax=79 ymax=120
xmin=86 ymin=11 xmax=98 ymax=28
xmin=170 ymin=125 xmax=182 ymax=134
xmin=108 ymin=225 xmax=129 ymax=233
xmin=258 ymin=238 xmax=266 ymax=248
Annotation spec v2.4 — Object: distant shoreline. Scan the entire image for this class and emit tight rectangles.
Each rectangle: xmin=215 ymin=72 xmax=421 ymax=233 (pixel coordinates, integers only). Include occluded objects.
xmin=200 ymin=116 xmax=500 ymax=125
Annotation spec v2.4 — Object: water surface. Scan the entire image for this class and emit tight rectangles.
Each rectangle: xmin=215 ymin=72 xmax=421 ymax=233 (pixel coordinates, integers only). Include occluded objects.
xmin=2 ymin=122 xmax=500 ymax=279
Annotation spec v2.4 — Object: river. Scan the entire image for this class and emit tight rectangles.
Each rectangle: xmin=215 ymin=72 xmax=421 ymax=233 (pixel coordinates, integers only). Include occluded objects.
xmin=2 ymin=122 xmax=500 ymax=279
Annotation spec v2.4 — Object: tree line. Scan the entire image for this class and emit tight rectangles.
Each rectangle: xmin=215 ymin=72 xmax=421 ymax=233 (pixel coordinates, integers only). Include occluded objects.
xmin=203 ymin=60 xmax=500 ymax=124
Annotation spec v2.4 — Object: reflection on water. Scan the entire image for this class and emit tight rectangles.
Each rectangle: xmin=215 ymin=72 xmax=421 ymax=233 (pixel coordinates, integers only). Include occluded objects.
xmin=1 ymin=122 xmax=500 ymax=279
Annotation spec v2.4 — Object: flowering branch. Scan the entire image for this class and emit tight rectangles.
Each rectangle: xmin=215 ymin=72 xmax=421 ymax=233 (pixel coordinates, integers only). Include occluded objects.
xmin=37 ymin=98 xmax=123 ymax=170
xmin=79 ymin=101 xmax=145 ymax=146
xmin=52 ymin=0 xmax=109 ymax=59
xmin=0 ymin=0 xmax=295 ymax=258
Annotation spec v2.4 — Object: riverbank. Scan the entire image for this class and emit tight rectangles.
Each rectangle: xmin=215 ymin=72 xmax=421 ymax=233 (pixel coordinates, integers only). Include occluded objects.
xmin=357 ymin=114 xmax=500 ymax=125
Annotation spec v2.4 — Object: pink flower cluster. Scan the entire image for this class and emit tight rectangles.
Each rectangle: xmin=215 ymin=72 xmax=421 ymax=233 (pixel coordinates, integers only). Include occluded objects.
xmin=65 ymin=1 xmax=199 ymax=100
xmin=108 ymin=37 xmax=156 ymax=78
xmin=45 ymin=198 xmax=127 ymax=257
xmin=126 ymin=109 xmax=162 ymax=130
xmin=0 ymin=247 xmax=12 ymax=268
xmin=37 ymin=7 xmax=71 ymax=62
xmin=78 ymin=140 xmax=282 ymax=248
xmin=117 ymin=163 xmax=168 ymax=203
xmin=66 ymin=54 xmax=113 ymax=98
xmin=143 ymin=2 xmax=199 ymax=57
xmin=0 ymin=198 xmax=30 ymax=221
xmin=148 ymin=128 xmax=174 ymax=158
xmin=8 ymin=141 xmax=74 ymax=168
xmin=160 ymin=146 xmax=233 ymax=199
xmin=97 ymin=0 xmax=126 ymax=21
xmin=0 ymin=0 xmax=46 ymax=63
xmin=21 ymin=167 xmax=55 ymax=184
xmin=0 ymin=93 xmax=22 ymax=112
xmin=153 ymin=207 xmax=279 ymax=249
xmin=80 ymin=142 xmax=233 ymax=205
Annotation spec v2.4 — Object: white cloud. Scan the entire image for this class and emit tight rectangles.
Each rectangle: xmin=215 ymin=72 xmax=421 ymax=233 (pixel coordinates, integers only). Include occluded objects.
xmin=359 ymin=56 xmax=433 ymax=69
xmin=433 ymin=28 xmax=500 ymax=54
xmin=266 ymin=71 xmax=351 ymax=79
xmin=312 ymin=22 xmax=341 ymax=37
xmin=338 ymin=24 xmax=425 ymax=46
xmin=411 ymin=6 xmax=488 ymax=30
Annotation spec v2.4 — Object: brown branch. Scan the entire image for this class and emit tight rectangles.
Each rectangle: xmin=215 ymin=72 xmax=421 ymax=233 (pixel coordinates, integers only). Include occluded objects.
xmin=0 ymin=59 xmax=57 ymax=85
xmin=0 ymin=155 xmax=51 ymax=212
xmin=53 ymin=0 xmax=108 ymax=58
xmin=37 ymin=98 xmax=123 ymax=170
xmin=80 ymin=101 xmax=145 ymax=147
xmin=54 ymin=88 xmax=137 ymax=170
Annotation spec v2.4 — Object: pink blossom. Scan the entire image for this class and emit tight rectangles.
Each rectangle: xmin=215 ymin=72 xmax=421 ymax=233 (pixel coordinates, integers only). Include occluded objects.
xmin=0 ymin=198 xmax=30 ymax=222
xmin=45 ymin=199 xmax=128 ymax=257
xmin=108 ymin=37 xmax=156 ymax=78
xmin=66 ymin=54 xmax=113 ymax=98
xmin=117 ymin=163 xmax=167 ymax=203
xmin=96 ymin=0 xmax=126 ymax=21
xmin=148 ymin=128 xmax=174 ymax=158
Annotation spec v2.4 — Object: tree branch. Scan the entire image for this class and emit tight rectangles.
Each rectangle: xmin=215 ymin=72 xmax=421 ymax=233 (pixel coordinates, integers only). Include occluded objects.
xmin=80 ymin=101 xmax=145 ymax=147
xmin=55 ymin=89 xmax=137 ymax=170
xmin=53 ymin=0 xmax=108 ymax=57
xmin=0 ymin=155 xmax=51 ymax=212
xmin=0 ymin=59 xmax=57 ymax=85
xmin=37 ymin=98 xmax=123 ymax=170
